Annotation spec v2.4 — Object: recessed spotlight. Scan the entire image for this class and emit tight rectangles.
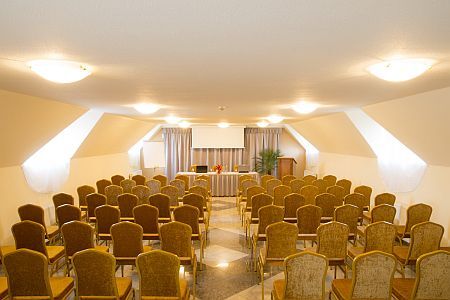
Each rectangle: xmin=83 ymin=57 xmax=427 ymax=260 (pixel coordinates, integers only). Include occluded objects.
xmin=257 ymin=121 xmax=269 ymax=128
xmin=367 ymin=58 xmax=434 ymax=82
xmin=165 ymin=116 xmax=181 ymax=124
xmin=178 ymin=121 xmax=191 ymax=128
xmin=27 ymin=59 xmax=92 ymax=83
xmin=133 ymin=103 xmax=160 ymax=114
xmin=218 ymin=122 xmax=230 ymax=128
xmin=267 ymin=115 xmax=284 ymax=124
xmin=292 ymin=101 xmax=319 ymax=114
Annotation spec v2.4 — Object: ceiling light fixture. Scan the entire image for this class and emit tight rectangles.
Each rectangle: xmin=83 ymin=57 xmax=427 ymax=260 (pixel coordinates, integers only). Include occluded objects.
xmin=27 ymin=59 xmax=92 ymax=83
xmin=165 ymin=116 xmax=181 ymax=124
xmin=218 ymin=122 xmax=230 ymax=128
xmin=367 ymin=58 xmax=434 ymax=82
xmin=267 ymin=115 xmax=284 ymax=124
xmin=257 ymin=121 xmax=269 ymax=128
xmin=133 ymin=103 xmax=160 ymax=114
xmin=178 ymin=121 xmax=191 ymax=128
xmin=292 ymin=101 xmax=319 ymax=114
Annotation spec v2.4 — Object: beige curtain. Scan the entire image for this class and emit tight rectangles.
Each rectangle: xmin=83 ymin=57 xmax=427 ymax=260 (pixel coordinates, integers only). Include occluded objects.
xmin=244 ymin=128 xmax=282 ymax=175
xmin=162 ymin=128 xmax=192 ymax=180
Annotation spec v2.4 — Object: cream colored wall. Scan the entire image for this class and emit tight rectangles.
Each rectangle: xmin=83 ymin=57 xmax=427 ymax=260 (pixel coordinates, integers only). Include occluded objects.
xmin=279 ymin=129 xmax=306 ymax=177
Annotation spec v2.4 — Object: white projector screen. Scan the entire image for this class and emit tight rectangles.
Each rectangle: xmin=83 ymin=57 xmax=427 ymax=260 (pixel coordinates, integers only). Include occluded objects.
xmin=192 ymin=126 xmax=245 ymax=148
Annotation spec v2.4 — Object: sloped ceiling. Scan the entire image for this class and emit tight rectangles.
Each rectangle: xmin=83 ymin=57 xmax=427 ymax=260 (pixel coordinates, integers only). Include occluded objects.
xmin=290 ymin=112 xmax=375 ymax=158
xmin=74 ymin=114 xmax=156 ymax=158
xmin=0 ymin=89 xmax=86 ymax=168
xmin=364 ymin=86 xmax=450 ymax=167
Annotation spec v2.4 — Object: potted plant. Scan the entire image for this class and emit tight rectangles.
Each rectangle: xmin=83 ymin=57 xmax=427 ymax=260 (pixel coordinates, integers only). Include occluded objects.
xmin=254 ymin=149 xmax=282 ymax=175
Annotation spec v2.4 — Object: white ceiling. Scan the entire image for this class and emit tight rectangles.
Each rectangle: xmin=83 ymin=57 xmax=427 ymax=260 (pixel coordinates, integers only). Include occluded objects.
xmin=1 ymin=0 xmax=450 ymax=124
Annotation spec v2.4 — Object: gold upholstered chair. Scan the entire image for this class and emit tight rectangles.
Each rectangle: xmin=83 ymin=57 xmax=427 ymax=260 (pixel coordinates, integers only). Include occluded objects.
xmin=273 ymin=185 xmax=292 ymax=206
xmin=312 ymin=179 xmax=329 ymax=194
xmin=283 ymin=193 xmax=305 ymax=223
xmin=160 ymin=221 xmax=197 ymax=297
xmin=132 ymin=174 xmax=147 ymax=186
xmin=111 ymin=221 xmax=152 ymax=276
xmin=238 ymin=179 xmax=258 ymax=209
xmin=96 ymin=178 xmax=112 ymax=195
xmin=374 ymin=192 xmax=396 ymax=206
xmin=52 ymin=193 xmax=75 ymax=225
xmin=120 ymin=178 xmax=136 ymax=194
xmin=61 ymin=220 xmax=109 ymax=276
xmin=266 ymin=179 xmax=282 ymax=196
xmin=244 ymin=193 xmax=273 ymax=241
xmin=353 ymin=185 xmax=372 ymax=210
xmin=281 ymin=175 xmax=296 ymax=186
xmin=149 ymin=193 xmax=172 ymax=223
xmin=327 ymin=185 xmax=346 ymax=203
xmin=105 ymin=184 xmax=123 ymax=206
xmin=18 ymin=203 xmax=59 ymax=245
xmin=272 ymin=252 xmax=328 ymax=300
xmin=3 ymin=249 xmax=74 ymax=300
xmin=145 ymin=178 xmax=161 ymax=195
xmin=196 ymin=175 xmax=212 ymax=196
xmin=323 ymin=174 xmax=337 ymax=186
xmin=393 ymin=221 xmax=444 ymax=277
xmin=175 ymin=174 xmax=190 ymax=193
xmin=56 ymin=204 xmax=81 ymax=229
xmin=170 ymin=179 xmax=187 ymax=200
xmin=296 ymin=205 xmax=322 ymax=247
xmin=302 ymin=175 xmax=317 ymax=185
xmin=11 ymin=220 xmax=65 ymax=275
xmin=183 ymin=193 xmax=210 ymax=237
xmin=343 ymin=193 xmax=366 ymax=223
xmin=111 ymin=174 xmax=126 ymax=186
xmin=0 ymin=244 xmax=15 ymax=268
xmin=95 ymin=205 xmax=120 ymax=244
xmin=0 ymin=277 xmax=7 ymax=300
xmin=392 ymin=250 xmax=450 ymax=300
xmin=241 ymin=186 xmax=266 ymax=222
xmin=300 ymin=185 xmax=319 ymax=205
xmin=162 ymin=185 xmax=182 ymax=208
xmin=77 ymin=184 xmax=96 ymax=212
xmin=331 ymin=251 xmax=396 ymax=300
xmin=188 ymin=185 xmax=211 ymax=212
xmin=132 ymin=185 xmax=151 ymax=205
xmin=289 ymin=178 xmax=306 ymax=193
xmin=315 ymin=192 xmax=340 ymax=222
xmin=153 ymin=174 xmax=168 ymax=187
xmin=258 ymin=222 xmax=298 ymax=299
xmin=133 ymin=204 xmax=160 ymax=241
xmin=260 ymin=174 xmax=276 ymax=191
xmin=86 ymin=193 xmax=106 ymax=223
xmin=117 ymin=193 xmax=138 ymax=221
xmin=72 ymin=249 xmax=133 ymax=300
xmin=336 ymin=178 xmax=352 ymax=195
xmin=396 ymin=203 xmax=432 ymax=245
xmin=334 ymin=204 xmax=360 ymax=245
xmin=237 ymin=174 xmax=255 ymax=204
xmin=136 ymin=250 xmax=190 ymax=300
xmin=357 ymin=204 xmax=396 ymax=239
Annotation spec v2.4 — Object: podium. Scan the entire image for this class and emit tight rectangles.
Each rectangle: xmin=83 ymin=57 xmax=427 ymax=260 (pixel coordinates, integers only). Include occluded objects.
xmin=277 ymin=157 xmax=297 ymax=179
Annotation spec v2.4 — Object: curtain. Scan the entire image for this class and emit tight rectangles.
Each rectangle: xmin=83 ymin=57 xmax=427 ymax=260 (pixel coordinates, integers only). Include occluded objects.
xmin=162 ymin=128 xmax=192 ymax=180
xmin=244 ymin=128 xmax=282 ymax=173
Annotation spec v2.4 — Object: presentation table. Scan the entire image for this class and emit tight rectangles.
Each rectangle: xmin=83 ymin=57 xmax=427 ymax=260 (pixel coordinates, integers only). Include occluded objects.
xmin=176 ymin=171 xmax=258 ymax=197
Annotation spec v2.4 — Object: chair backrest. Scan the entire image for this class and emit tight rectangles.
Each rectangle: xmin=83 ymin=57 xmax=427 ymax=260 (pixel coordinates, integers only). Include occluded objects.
xmin=241 ymin=179 xmax=258 ymax=197
xmin=170 ymin=179 xmax=186 ymax=198
xmin=334 ymin=204 xmax=360 ymax=235
xmin=132 ymin=174 xmax=147 ymax=186
xmin=18 ymin=203 xmax=46 ymax=228
xmin=3 ymin=249 xmax=52 ymax=299
xmin=111 ymin=221 xmax=144 ymax=258
xmin=52 ymin=192 xmax=74 ymax=211
xmin=132 ymin=185 xmax=151 ymax=205
xmin=188 ymin=185 xmax=208 ymax=201
xmin=374 ymin=192 xmax=396 ymax=206
xmin=316 ymin=221 xmax=349 ymax=259
xmin=266 ymin=179 xmax=282 ymax=196
xmin=344 ymin=193 xmax=366 ymax=218
xmin=284 ymin=252 xmax=328 ymax=300
xmin=265 ymin=222 xmax=298 ymax=258
xmin=137 ymin=250 xmax=182 ymax=298
xmin=257 ymin=205 xmax=284 ymax=235
xmin=300 ymin=185 xmax=319 ymax=205
xmin=96 ymin=179 xmax=112 ymax=195
xmin=302 ymin=175 xmax=317 ymax=184
xmin=405 ymin=203 xmax=433 ymax=234
xmin=312 ymin=179 xmax=328 ymax=194
xmin=326 ymin=185 xmax=346 ymax=202
xmin=196 ymin=175 xmax=211 ymax=191
xmin=153 ymin=174 xmax=168 ymax=187
xmin=149 ymin=193 xmax=171 ymax=218
xmin=182 ymin=193 xmax=205 ymax=218
xmin=11 ymin=220 xmax=48 ymax=257
xmin=245 ymin=186 xmax=266 ymax=208
xmin=77 ymin=185 xmax=96 ymax=207
xmin=61 ymin=221 xmax=96 ymax=257
xmin=296 ymin=205 xmax=322 ymax=234
xmin=273 ymin=185 xmax=292 ymax=206
xmin=281 ymin=175 xmax=296 ymax=186
xmin=117 ymin=193 xmax=138 ymax=218
xmin=408 ymin=221 xmax=444 ymax=261
xmin=371 ymin=204 xmax=396 ymax=223
xmin=104 ymin=185 xmax=123 ymax=206
xmin=111 ymin=174 xmax=126 ymax=186
xmin=160 ymin=221 xmax=193 ymax=258
xmin=120 ymin=179 xmax=136 ymax=193
xmin=250 ymin=194 xmax=273 ymax=219
xmin=350 ymin=251 xmax=396 ymax=299
xmin=412 ymin=250 xmax=450 ymax=300
xmin=145 ymin=179 xmax=161 ymax=195
xmin=364 ymin=221 xmax=396 ymax=254
xmin=86 ymin=193 xmax=107 ymax=220
xmin=133 ymin=205 xmax=159 ymax=234
xmin=336 ymin=178 xmax=352 ymax=195
xmin=354 ymin=185 xmax=372 ymax=208
xmin=260 ymin=175 xmax=275 ymax=190
xmin=322 ymin=174 xmax=337 ymax=186
xmin=283 ymin=193 xmax=305 ymax=219
xmin=175 ymin=174 xmax=190 ymax=191
xmin=173 ymin=205 xmax=200 ymax=234
xmin=56 ymin=204 xmax=81 ymax=228
xmin=315 ymin=193 xmax=339 ymax=218
xmin=161 ymin=185 xmax=180 ymax=206
xmin=289 ymin=178 xmax=306 ymax=193
xmin=95 ymin=205 xmax=120 ymax=235
xmin=72 ymin=249 xmax=119 ymax=298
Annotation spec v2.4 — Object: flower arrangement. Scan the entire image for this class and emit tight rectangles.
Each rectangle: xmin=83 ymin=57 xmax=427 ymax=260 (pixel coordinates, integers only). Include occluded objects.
xmin=212 ymin=163 xmax=223 ymax=174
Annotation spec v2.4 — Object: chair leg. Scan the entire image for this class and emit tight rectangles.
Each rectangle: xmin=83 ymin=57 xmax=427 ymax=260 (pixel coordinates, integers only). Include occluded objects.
xmin=121 ymin=265 xmax=124 ymax=277
xmin=334 ymin=266 xmax=337 ymax=279
xmin=260 ymin=259 xmax=265 ymax=300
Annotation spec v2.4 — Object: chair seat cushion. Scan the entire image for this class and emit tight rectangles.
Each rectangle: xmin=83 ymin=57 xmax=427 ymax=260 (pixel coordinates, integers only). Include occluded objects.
xmin=0 ymin=245 xmax=15 ymax=259
xmin=47 ymin=246 xmax=65 ymax=263
xmin=116 ymin=277 xmax=133 ymax=300
xmin=393 ymin=246 xmax=412 ymax=265
xmin=94 ymin=245 xmax=109 ymax=252
xmin=332 ymin=279 xmax=352 ymax=300
xmin=347 ymin=246 xmax=364 ymax=259
xmin=143 ymin=246 xmax=152 ymax=253
xmin=392 ymin=278 xmax=415 ymax=300
xmin=179 ymin=278 xmax=189 ymax=300
xmin=272 ymin=279 xmax=285 ymax=300
xmin=0 ymin=277 xmax=8 ymax=300
xmin=49 ymin=277 xmax=74 ymax=300
xmin=46 ymin=225 xmax=60 ymax=238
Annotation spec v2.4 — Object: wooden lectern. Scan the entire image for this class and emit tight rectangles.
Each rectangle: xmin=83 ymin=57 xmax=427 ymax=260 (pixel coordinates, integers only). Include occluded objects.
xmin=277 ymin=157 xmax=297 ymax=179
